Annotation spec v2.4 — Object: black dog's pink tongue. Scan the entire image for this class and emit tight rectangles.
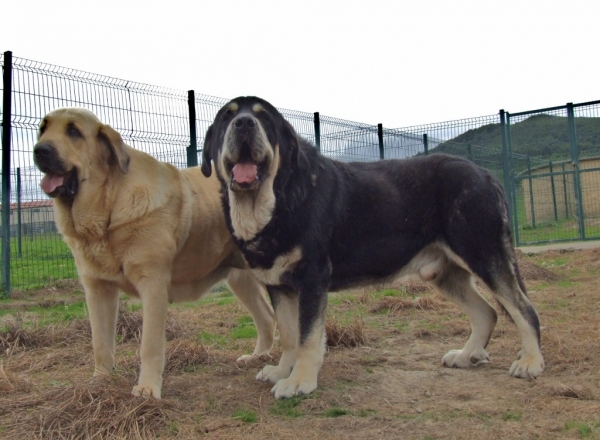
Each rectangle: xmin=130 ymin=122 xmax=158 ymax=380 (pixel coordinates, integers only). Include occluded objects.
xmin=232 ymin=163 xmax=257 ymax=184
xmin=40 ymin=174 xmax=64 ymax=194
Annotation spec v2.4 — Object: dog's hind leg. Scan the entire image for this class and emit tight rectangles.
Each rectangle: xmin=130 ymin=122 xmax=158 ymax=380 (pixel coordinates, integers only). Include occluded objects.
xmin=485 ymin=264 xmax=544 ymax=379
xmin=83 ymin=277 xmax=119 ymax=377
xmin=432 ymin=263 xmax=498 ymax=369
xmin=256 ymin=288 xmax=299 ymax=385
xmin=227 ymin=269 xmax=276 ymax=361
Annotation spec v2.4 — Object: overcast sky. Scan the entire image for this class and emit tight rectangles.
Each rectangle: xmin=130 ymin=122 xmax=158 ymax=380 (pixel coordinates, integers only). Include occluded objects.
xmin=2 ymin=0 xmax=598 ymax=128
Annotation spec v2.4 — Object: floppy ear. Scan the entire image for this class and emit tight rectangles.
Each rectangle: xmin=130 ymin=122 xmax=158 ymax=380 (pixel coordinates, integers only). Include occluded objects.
xmin=98 ymin=124 xmax=130 ymax=174
xmin=283 ymin=120 xmax=310 ymax=173
xmin=201 ymin=125 xmax=213 ymax=177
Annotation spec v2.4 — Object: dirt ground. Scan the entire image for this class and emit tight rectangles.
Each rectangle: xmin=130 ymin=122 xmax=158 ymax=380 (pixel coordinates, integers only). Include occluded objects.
xmin=0 ymin=248 xmax=599 ymax=439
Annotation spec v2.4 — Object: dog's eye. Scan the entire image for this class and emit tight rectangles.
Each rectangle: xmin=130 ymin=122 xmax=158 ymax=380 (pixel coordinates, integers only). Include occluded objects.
xmin=66 ymin=123 xmax=83 ymax=139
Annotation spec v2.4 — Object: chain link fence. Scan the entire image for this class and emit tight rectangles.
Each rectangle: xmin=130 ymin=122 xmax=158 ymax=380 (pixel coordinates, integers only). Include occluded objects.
xmin=2 ymin=51 xmax=599 ymax=292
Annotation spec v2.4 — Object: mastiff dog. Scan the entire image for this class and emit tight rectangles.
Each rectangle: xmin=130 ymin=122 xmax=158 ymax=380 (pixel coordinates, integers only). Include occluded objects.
xmin=33 ymin=108 xmax=276 ymax=399
xmin=201 ymin=96 xmax=544 ymax=399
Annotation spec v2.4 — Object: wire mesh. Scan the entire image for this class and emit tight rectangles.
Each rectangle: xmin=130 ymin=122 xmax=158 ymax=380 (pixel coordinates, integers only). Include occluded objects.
xmin=1 ymin=52 xmax=599 ymax=290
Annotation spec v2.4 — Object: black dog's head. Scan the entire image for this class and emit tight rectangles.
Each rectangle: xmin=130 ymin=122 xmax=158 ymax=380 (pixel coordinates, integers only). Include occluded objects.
xmin=201 ymin=96 xmax=308 ymax=192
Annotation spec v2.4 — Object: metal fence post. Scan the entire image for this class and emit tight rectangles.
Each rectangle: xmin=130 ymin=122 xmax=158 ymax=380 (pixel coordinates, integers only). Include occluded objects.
xmin=187 ymin=90 xmax=198 ymax=167
xmin=313 ymin=112 xmax=321 ymax=153
xmin=499 ymin=109 xmax=515 ymax=243
xmin=377 ymin=124 xmax=384 ymax=160
xmin=549 ymin=161 xmax=558 ymax=221
xmin=526 ymin=156 xmax=536 ymax=229
xmin=567 ymin=102 xmax=585 ymax=240
xmin=423 ymin=134 xmax=429 ymax=155
xmin=1 ymin=51 xmax=13 ymax=296
xmin=16 ymin=167 xmax=22 ymax=258
xmin=562 ymin=162 xmax=569 ymax=219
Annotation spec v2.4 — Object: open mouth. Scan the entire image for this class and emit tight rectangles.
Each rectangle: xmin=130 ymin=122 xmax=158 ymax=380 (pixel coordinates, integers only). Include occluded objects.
xmin=39 ymin=168 xmax=78 ymax=198
xmin=230 ymin=161 xmax=263 ymax=191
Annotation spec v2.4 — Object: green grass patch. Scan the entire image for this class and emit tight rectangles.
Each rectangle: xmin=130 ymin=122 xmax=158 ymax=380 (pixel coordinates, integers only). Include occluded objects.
xmin=230 ymin=315 xmax=257 ymax=339
xmin=233 ymin=408 xmax=257 ymax=423
xmin=324 ymin=407 xmax=349 ymax=418
xmin=8 ymin=233 xmax=77 ymax=290
xmin=270 ymin=395 xmax=306 ymax=418
xmin=564 ymin=421 xmax=594 ymax=437
xmin=502 ymin=411 xmax=522 ymax=421
xmin=196 ymin=331 xmax=229 ymax=348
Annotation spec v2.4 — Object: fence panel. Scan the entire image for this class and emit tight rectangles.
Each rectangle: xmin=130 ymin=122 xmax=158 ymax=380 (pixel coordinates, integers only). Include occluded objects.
xmin=2 ymin=52 xmax=599 ymax=291
xmin=2 ymin=56 xmax=192 ymax=291
xmin=507 ymin=101 xmax=600 ymax=245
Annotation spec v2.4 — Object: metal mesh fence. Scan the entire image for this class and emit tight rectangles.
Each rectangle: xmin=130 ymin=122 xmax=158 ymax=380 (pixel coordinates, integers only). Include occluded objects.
xmin=506 ymin=101 xmax=600 ymax=245
xmin=1 ymin=51 xmax=599 ymax=291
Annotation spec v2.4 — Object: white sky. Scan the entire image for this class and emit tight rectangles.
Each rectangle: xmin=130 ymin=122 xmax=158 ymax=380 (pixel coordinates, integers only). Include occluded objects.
xmin=2 ymin=0 xmax=599 ymax=128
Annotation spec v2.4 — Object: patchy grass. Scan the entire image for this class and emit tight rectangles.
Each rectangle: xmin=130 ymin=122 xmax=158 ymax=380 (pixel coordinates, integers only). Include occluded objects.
xmin=0 ymin=248 xmax=599 ymax=439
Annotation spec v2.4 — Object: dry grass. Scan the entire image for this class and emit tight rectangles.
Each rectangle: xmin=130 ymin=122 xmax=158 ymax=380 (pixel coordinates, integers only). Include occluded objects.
xmin=325 ymin=316 xmax=367 ymax=348
xmin=0 ymin=249 xmax=599 ymax=439
xmin=369 ymin=296 xmax=446 ymax=314
xmin=1 ymin=377 xmax=180 ymax=440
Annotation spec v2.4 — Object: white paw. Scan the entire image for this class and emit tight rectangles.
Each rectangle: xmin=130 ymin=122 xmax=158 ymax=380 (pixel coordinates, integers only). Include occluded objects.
xmin=509 ymin=354 xmax=544 ymax=379
xmin=131 ymin=383 xmax=161 ymax=399
xmin=236 ymin=352 xmax=272 ymax=363
xmin=271 ymin=377 xmax=317 ymax=399
xmin=442 ymin=348 xmax=490 ymax=368
xmin=256 ymin=365 xmax=291 ymax=383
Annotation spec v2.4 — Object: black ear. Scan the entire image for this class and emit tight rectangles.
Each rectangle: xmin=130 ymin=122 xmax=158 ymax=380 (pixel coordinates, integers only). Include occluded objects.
xmin=201 ymin=126 xmax=213 ymax=177
xmin=283 ymin=120 xmax=310 ymax=173
xmin=98 ymin=124 xmax=130 ymax=174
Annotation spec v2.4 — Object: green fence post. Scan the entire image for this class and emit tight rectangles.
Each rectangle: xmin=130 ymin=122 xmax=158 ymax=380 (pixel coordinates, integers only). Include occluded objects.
xmin=377 ymin=124 xmax=384 ymax=160
xmin=313 ymin=112 xmax=321 ymax=154
xmin=500 ymin=109 xmax=516 ymax=244
xmin=423 ymin=134 xmax=428 ymax=155
xmin=16 ymin=167 xmax=22 ymax=258
xmin=549 ymin=161 xmax=558 ymax=221
xmin=562 ymin=162 xmax=569 ymax=219
xmin=567 ymin=102 xmax=585 ymax=240
xmin=527 ymin=156 xmax=536 ymax=229
xmin=187 ymin=90 xmax=198 ymax=167
xmin=1 ymin=51 xmax=13 ymax=296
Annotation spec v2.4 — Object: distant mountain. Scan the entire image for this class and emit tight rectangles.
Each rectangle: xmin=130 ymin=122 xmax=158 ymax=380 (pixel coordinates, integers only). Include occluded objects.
xmin=431 ymin=114 xmax=600 ymax=161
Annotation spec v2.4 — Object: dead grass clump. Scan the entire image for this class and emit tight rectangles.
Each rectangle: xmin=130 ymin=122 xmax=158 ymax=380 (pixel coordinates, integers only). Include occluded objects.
xmin=515 ymin=250 xmax=560 ymax=282
xmin=549 ymin=383 xmax=596 ymax=400
xmin=0 ymin=318 xmax=91 ymax=352
xmin=117 ymin=305 xmax=187 ymax=343
xmin=370 ymin=296 xmax=445 ymax=314
xmin=0 ymin=360 xmax=33 ymax=394
xmin=326 ymin=317 xmax=367 ymax=348
xmin=164 ymin=339 xmax=211 ymax=374
xmin=2 ymin=377 xmax=178 ymax=440
xmin=116 ymin=306 xmax=143 ymax=343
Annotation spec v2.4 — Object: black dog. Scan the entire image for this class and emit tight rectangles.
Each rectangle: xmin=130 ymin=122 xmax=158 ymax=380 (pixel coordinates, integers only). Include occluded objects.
xmin=201 ymin=97 xmax=544 ymax=399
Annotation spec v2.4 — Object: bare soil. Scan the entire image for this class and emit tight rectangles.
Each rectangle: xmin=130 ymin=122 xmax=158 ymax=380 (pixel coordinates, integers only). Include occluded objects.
xmin=0 ymin=248 xmax=599 ymax=439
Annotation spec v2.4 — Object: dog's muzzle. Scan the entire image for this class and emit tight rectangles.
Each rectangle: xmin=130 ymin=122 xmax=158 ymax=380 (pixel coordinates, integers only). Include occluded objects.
xmin=227 ymin=115 xmax=266 ymax=192
xmin=33 ymin=143 xmax=78 ymax=198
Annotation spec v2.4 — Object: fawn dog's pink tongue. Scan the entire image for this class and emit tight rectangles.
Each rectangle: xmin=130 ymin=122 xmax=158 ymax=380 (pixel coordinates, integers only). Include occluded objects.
xmin=232 ymin=163 xmax=257 ymax=184
xmin=40 ymin=174 xmax=64 ymax=194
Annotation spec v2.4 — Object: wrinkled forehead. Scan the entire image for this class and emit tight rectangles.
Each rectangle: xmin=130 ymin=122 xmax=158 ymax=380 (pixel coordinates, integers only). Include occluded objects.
xmin=39 ymin=108 xmax=100 ymax=135
xmin=223 ymin=97 xmax=278 ymax=116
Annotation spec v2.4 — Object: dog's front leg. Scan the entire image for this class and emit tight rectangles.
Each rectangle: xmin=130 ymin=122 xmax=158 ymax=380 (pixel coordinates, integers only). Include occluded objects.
xmin=256 ymin=287 xmax=298 ymax=383
xmin=82 ymin=277 xmax=119 ymax=378
xmin=127 ymin=265 xmax=171 ymax=399
xmin=268 ymin=285 xmax=328 ymax=399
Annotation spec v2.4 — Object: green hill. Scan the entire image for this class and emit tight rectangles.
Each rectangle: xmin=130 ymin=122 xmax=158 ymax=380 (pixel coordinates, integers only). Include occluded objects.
xmin=432 ymin=114 xmax=600 ymax=161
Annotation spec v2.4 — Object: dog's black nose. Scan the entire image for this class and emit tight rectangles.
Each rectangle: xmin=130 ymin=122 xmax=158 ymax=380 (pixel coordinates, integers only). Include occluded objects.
xmin=234 ymin=116 xmax=256 ymax=129
xmin=34 ymin=143 xmax=54 ymax=160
